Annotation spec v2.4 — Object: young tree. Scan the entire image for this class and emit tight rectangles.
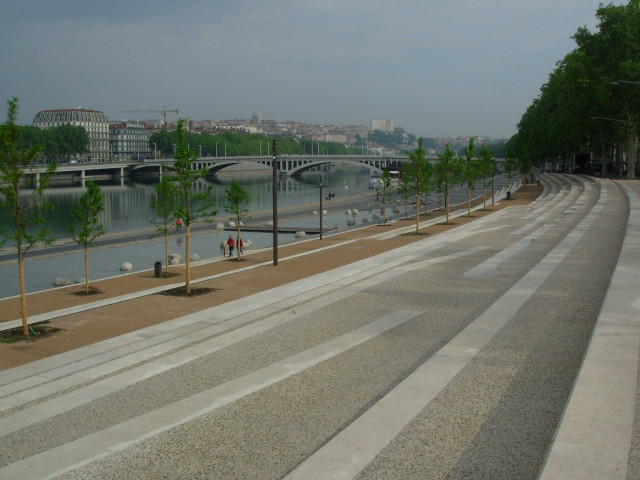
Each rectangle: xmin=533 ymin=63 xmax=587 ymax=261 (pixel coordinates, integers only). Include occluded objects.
xmin=224 ymin=179 xmax=251 ymax=261
xmin=460 ymin=138 xmax=480 ymax=216
xmin=171 ymin=119 xmax=217 ymax=294
xmin=435 ymin=143 xmax=461 ymax=224
xmin=396 ymin=174 xmax=413 ymax=219
xmin=68 ymin=180 xmax=105 ymax=295
xmin=478 ymin=145 xmax=495 ymax=210
xmin=150 ymin=178 xmax=179 ymax=276
xmin=375 ymin=170 xmax=393 ymax=225
xmin=402 ymin=138 xmax=433 ymax=234
xmin=0 ymin=97 xmax=57 ymax=337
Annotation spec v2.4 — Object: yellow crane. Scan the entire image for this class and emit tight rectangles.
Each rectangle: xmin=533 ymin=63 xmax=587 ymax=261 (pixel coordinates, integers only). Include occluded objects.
xmin=119 ymin=106 xmax=179 ymax=127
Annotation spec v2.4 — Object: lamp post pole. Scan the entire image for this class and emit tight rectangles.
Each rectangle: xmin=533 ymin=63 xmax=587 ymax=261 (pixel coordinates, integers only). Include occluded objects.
xmin=272 ymin=139 xmax=278 ymax=266
xmin=611 ymin=80 xmax=640 ymax=179
xmin=319 ymin=179 xmax=323 ymax=240
xmin=491 ymin=155 xmax=495 ymax=207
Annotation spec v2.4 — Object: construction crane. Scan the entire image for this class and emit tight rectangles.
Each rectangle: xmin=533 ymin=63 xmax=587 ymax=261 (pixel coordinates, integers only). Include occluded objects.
xmin=119 ymin=105 xmax=179 ymax=127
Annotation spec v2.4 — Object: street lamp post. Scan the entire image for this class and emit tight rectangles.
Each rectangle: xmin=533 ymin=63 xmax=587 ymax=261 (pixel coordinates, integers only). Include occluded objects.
xmin=610 ymin=80 xmax=639 ymax=179
xmin=272 ymin=139 xmax=278 ymax=265
xmin=319 ymin=179 xmax=323 ymax=240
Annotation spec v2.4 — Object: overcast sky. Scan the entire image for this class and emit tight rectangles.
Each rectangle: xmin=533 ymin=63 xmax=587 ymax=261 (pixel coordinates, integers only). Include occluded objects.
xmin=1 ymin=0 xmax=603 ymax=138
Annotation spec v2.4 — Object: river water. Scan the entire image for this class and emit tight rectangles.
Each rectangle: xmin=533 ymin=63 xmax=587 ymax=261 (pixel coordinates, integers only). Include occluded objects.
xmin=0 ymin=163 xmax=384 ymax=299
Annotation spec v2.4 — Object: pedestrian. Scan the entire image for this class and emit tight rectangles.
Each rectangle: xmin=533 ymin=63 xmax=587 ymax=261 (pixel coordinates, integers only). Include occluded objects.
xmin=227 ymin=235 xmax=235 ymax=258
xmin=176 ymin=218 xmax=182 ymax=231
xmin=237 ymin=236 xmax=244 ymax=255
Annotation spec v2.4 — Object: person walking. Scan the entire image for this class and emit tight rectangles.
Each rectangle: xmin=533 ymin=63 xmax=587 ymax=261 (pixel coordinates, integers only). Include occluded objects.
xmin=227 ymin=235 xmax=235 ymax=258
xmin=237 ymin=237 xmax=244 ymax=255
xmin=175 ymin=218 xmax=182 ymax=231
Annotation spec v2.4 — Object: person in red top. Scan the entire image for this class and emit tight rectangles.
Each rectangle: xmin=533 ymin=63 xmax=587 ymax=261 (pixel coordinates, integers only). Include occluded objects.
xmin=237 ymin=237 xmax=243 ymax=255
xmin=227 ymin=235 xmax=235 ymax=257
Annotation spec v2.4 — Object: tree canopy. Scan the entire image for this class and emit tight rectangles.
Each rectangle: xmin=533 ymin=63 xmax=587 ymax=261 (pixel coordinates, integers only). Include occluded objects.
xmin=510 ymin=0 xmax=640 ymax=177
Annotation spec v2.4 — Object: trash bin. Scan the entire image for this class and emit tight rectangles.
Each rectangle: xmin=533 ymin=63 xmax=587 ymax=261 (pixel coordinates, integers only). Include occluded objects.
xmin=507 ymin=191 xmax=512 ymax=200
xmin=154 ymin=261 xmax=162 ymax=278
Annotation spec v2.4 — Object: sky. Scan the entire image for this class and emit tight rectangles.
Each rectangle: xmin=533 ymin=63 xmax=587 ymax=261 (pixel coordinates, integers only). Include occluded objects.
xmin=0 ymin=0 xmax=604 ymax=139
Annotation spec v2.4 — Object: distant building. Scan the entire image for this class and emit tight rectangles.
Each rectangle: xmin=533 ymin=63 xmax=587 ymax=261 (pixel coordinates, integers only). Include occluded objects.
xmin=371 ymin=119 xmax=394 ymax=134
xmin=109 ymin=122 xmax=152 ymax=160
xmin=33 ymin=108 xmax=110 ymax=162
xmin=251 ymin=111 xmax=261 ymax=125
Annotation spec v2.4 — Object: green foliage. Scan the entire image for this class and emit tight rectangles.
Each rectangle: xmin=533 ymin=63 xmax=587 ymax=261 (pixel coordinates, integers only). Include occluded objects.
xmin=224 ymin=180 xmax=251 ymax=225
xmin=68 ymin=180 xmax=105 ymax=294
xmin=150 ymin=179 xmax=179 ymax=275
xmin=402 ymin=138 xmax=433 ymax=233
xmin=396 ymin=174 xmax=413 ymax=219
xmin=0 ymin=97 xmax=57 ymax=335
xmin=170 ymin=120 xmax=217 ymax=226
xmin=435 ymin=143 xmax=461 ymax=223
xmin=511 ymin=0 xmax=640 ymax=174
xmin=149 ymin=129 xmax=359 ymax=158
xmin=0 ymin=98 xmax=56 ymax=252
xmin=503 ymin=154 xmax=518 ymax=188
xmin=170 ymin=119 xmax=218 ymax=292
xmin=150 ymin=179 xmax=179 ymax=233
xmin=368 ymin=130 xmax=409 ymax=149
xmin=68 ymin=180 xmax=105 ymax=248
xmin=461 ymin=138 xmax=479 ymax=187
xmin=224 ymin=180 xmax=251 ymax=260
xmin=375 ymin=170 xmax=393 ymax=225
xmin=20 ymin=124 xmax=89 ymax=160
xmin=478 ymin=146 xmax=496 ymax=210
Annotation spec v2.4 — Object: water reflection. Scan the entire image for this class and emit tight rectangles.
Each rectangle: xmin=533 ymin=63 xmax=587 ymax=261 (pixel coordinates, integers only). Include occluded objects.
xmin=0 ymin=164 xmax=373 ymax=240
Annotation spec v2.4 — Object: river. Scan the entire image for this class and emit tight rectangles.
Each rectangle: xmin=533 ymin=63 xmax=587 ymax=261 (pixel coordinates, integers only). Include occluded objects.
xmin=0 ymin=163 xmax=384 ymax=299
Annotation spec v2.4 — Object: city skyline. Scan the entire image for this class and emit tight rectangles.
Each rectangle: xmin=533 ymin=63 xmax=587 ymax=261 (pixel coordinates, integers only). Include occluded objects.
xmin=1 ymin=1 xmax=601 ymax=139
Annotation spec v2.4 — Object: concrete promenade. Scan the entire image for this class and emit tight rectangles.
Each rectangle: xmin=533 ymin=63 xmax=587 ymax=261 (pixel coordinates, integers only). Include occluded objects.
xmin=0 ymin=174 xmax=638 ymax=479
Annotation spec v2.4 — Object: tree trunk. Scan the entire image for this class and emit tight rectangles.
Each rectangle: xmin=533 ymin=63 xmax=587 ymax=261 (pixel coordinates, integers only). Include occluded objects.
xmin=185 ymin=224 xmax=191 ymax=295
xmin=84 ymin=247 xmax=89 ymax=294
xmin=164 ymin=231 xmax=169 ymax=275
xmin=415 ymin=193 xmax=420 ymax=234
xmin=445 ymin=192 xmax=450 ymax=224
xmin=18 ymin=254 xmax=29 ymax=337
xmin=236 ymin=226 xmax=242 ymax=261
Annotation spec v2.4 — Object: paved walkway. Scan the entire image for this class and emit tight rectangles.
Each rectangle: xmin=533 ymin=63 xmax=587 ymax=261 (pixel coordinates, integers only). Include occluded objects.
xmin=0 ymin=174 xmax=638 ymax=479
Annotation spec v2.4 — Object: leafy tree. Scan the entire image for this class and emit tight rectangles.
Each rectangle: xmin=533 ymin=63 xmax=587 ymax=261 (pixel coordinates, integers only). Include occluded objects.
xmin=0 ymin=97 xmax=57 ymax=336
xmin=224 ymin=180 xmax=251 ymax=261
xmin=511 ymin=1 xmax=640 ymax=178
xmin=518 ymin=157 xmax=533 ymax=184
xmin=402 ymin=138 xmax=433 ymax=234
xmin=478 ymin=146 xmax=495 ymax=210
xmin=68 ymin=180 xmax=105 ymax=295
xmin=20 ymin=124 xmax=89 ymax=161
xmin=460 ymin=138 xmax=479 ymax=216
xmin=171 ymin=119 xmax=217 ymax=294
xmin=375 ymin=170 xmax=393 ymax=225
xmin=435 ymin=143 xmax=461 ymax=224
xmin=396 ymin=174 xmax=413 ymax=219
xmin=150 ymin=178 xmax=179 ymax=276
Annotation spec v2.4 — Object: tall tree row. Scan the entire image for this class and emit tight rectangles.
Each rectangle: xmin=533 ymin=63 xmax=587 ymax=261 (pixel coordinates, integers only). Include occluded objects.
xmin=510 ymin=0 xmax=640 ymax=177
